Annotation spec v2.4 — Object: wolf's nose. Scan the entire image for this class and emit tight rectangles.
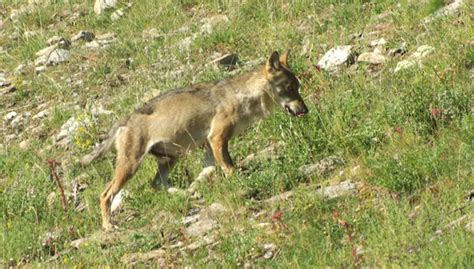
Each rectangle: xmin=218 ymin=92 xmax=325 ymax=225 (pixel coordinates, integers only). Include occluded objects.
xmin=298 ymin=105 xmax=309 ymax=116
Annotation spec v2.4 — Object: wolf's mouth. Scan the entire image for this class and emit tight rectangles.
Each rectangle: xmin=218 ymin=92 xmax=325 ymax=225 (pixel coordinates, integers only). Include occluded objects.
xmin=285 ymin=105 xmax=307 ymax=117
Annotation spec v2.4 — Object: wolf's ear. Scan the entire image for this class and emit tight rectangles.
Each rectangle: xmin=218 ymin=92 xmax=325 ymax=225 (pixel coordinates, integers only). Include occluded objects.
xmin=266 ymin=51 xmax=281 ymax=73
xmin=279 ymin=50 xmax=290 ymax=68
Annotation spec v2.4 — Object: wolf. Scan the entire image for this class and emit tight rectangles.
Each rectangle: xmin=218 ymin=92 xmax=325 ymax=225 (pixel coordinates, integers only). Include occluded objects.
xmin=80 ymin=51 xmax=308 ymax=230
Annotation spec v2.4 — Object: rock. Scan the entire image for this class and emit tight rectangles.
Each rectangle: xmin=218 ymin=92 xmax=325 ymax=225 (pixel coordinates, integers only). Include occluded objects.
xmin=185 ymin=217 xmax=217 ymax=237
xmin=4 ymin=111 xmax=17 ymax=123
xmin=0 ymin=85 xmax=16 ymax=95
xmin=35 ymin=66 xmax=47 ymax=74
xmin=33 ymin=109 xmax=49 ymax=120
xmin=10 ymin=116 xmax=22 ymax=129
xmin=35 ymin=55 xmax=49 ymax=66
xmin=19 ymin=140 xmax=29 ymax=149
xmin=394 ymin=45 xmax=434 ymax=73
xmin=15 ymin=64 xmax=26 ymax=75
xmin=207 ymin=202 xmax=229 ymax=216
xmin=71 ymin=31 xmax=95 ymax=42
xmin=201 ymin=15 xmax=229 ymax=34
xmin=264 ymin=191 xmax=293 ymax=204
xmin=94 ymin=0 xmax=117 ymax=15
xmin=47 ymin=49 xmax=70 ymax=65
xmin=55 ymin=116 xmax=80 ymax=145
xmin=85 ymin=40 xmax=101 ymax=50
xmin=35 ymin=44 xmax=58 ymax=57
xmin=466 ymin=220 xmax=474 ymax=233
xmin=263 ymin=243 xmax=277 ymax=259
xmin=357 ymin=52 xmax=386 ymax=65
xmin=142 ymin=28 xmax=161 ymax=40
xmin=316 ymin=180 xmax=358 ymax=199
xmin=121 ymin=249 xmax=166 ymax=265
xmin=423 ymin=0 xmax=465 ymax=24
xmin=316 ymin=45 xmax=354 ymax=71
xmin=184 ymin=234 xmax=217 ymax=251
xmin=299 ymin=155 xmax=343 ymax=177
xmin=183 ymin=214 xmax=201 ymax=226
xmin=110 ymin=8 xmax=124 ymax=21
xmin=369 ymin=38 xmax=387 ymax=48
xmin=70 ymin=238 xmax=86 ymax=249
xmin=96 ymin=32 xmax=116 ymax=40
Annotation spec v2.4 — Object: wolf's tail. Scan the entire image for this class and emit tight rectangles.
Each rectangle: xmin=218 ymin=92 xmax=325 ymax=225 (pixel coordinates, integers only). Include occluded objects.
xmin=79 ymin=122 xmax=125 ymax=166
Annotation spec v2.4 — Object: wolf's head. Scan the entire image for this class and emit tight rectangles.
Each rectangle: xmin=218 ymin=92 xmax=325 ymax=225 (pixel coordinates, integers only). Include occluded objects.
xmin=264 ymin=51 xmax=308 ymax=117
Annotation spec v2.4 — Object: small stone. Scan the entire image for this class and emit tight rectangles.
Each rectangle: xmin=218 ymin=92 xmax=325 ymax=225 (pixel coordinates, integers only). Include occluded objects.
xmin=15 ymin=64 xmax=26 ymax=75
xmin=207 ymin=202 xmax=228 ymax=215
xmin=316 ymin=180 xmax=358 ymax=199
xmin=35 ymin=66 xmax=47 ymax=74
xmin=85 ymin=40 xmax=101 ymax=50
xmin=0 ymin=85 xmax=16 ymax=95
xmin=33 ymin=109 xmax=49 ymax=120
xmin=35 ymin=44 xmax=58 ymax=57
xmin=357 ymin=52 xmax=386 ymax=65
xmin=369 ymin=38 xmax=387 ymax=48
xmin=299 ymin=155 xmax=343 ymax=177
xmin=94 ymin=0 xmax=117 ymax=15
xmin=394 ymin=45 xmax=434 ymax=73
xmin=263 ymin=243 xmax=277 ymax=259
xmin=185 ymin=217 xmax=217 ymax=237
xmin=19 ymin=140 xmax=29 ymax=149
xmin=70 ymin=238 xmax=86 ymax=249
xmin=466 ymin=221 xmax=474 ymax=233
xmin=47 ymin=49 xmax=70 ymax=65
xmin=35 ymin=55 xmax=49 ymax=66
xmin=316 ymin=45 xmax=354 ymax=71
xmin=4 ymin=111 xmax=17 ymax=122
xmin=110 ymin=8 xmax=124 ymax=21
xmin=96 ymin=32 xmax=115 ymax=40
xmin=10 ymin=116 xmax=22 ymax=129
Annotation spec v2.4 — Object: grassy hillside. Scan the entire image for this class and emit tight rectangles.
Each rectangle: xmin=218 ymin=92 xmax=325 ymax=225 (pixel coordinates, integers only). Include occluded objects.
xmin=1 ymin=0 xmax=473 ymax=267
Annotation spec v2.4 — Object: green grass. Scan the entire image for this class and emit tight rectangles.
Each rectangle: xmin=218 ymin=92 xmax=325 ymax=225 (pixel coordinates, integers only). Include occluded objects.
xmin=1 ymin=0 xmax=473 ymax=267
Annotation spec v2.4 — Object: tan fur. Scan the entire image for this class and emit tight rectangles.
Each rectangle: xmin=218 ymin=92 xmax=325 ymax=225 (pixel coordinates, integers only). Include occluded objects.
xmin=80 ymin=51 xmax=308 ymax=231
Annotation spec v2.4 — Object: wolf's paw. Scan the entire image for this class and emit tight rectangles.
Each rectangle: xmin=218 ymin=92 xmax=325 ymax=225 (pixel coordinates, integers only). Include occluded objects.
xmin=102 ymin=222 xmax=119 ymax=232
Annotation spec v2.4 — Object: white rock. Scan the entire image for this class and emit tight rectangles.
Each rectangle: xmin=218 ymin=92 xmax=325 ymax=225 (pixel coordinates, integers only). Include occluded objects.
xmin=35 ymin=44 xmax=58 ymax=57
xmin=394 ymin=45 xmax=434 ymax=73
xmin=35 ymin=66 xmax=47 ymax=74
xmin=110 ymin=8 xmax=124 ymax=21
xmin=33 ymin=109 xmax=49 ymax=120
xmin=316 ymin=180 xmax=358 ymax=199
xmin=424 ymin=0 xmax=465 ymax=24
xmin=55 ymin=116 xmax=79 ymax=142
xmin=10 ymin=116 xmax=22 ymax=129
xmin=4 ymin=111 xmax=17 ymax=122
xmin=35 ymin=55 xmax=49 ymax=66
xmin=185 ymin=217 xmax=217 ymax=237
xmin=15 ymin=64 xmax=26 ymax=75
xmin=19 ymin=140 xmax=29 ymax=149
xmin=357 ymin=52 xmax=386 ymax=65
xmin=263 ymin=243 xmax=277 ymax=259
xmin=47 ymin=49 xmax=70 ymax=65
xmin=94 ymin=0 xmax=117 ymax=15
xmin=369 ymin=38 xmax=386 ymax=48
xmin=466 ymin=220 xmax=474 ymax=233
xmin=316 ymin=45 xmax=354 ymax=71
xmin=85 ymin=40 xmax=101 ymax=50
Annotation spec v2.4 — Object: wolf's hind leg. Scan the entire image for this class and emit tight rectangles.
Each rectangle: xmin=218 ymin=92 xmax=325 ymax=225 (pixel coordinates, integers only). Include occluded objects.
xmin=151 ymin=156 xmax=176 ymax=190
